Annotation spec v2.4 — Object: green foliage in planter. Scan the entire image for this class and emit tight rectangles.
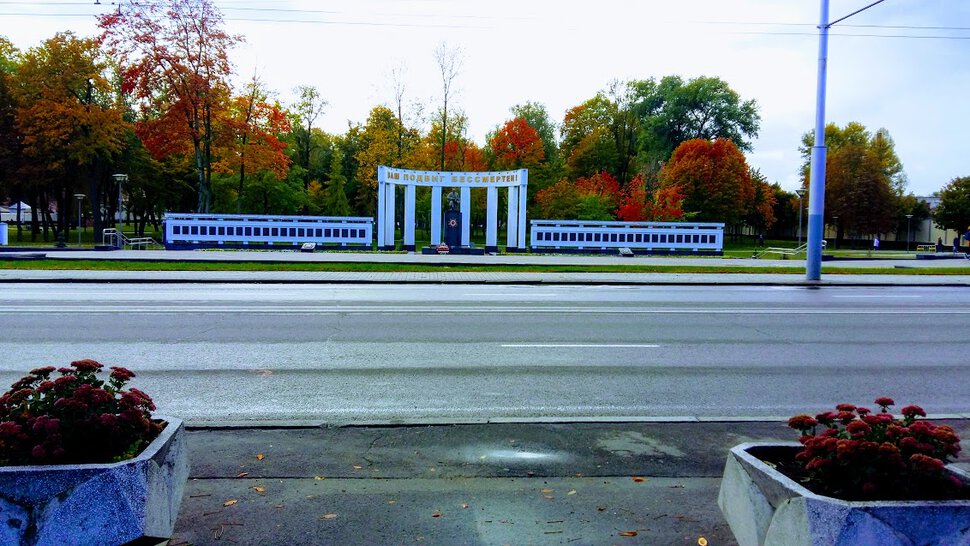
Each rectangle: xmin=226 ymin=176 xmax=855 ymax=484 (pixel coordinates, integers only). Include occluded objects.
xmin=0 ymin=359 xmax=161 ymax=465
xmin=787 ymin=397 xmax=965 ymax=501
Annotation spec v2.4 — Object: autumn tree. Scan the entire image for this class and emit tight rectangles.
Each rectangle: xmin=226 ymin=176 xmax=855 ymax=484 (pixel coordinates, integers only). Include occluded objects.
xmin=99 ymin=0 xmax=241 ymax=213
xmin=213 ymin=77 xmax=291 ymax=212
xmin=354 ymin=105 xmax=407 ymax=216
xmin=800 ymin=123 xmax=903 ymax=244
xmin=489 ymin=117 xmax=544 ymax=170
xmin=534 ymin=172 xmax=621 ymax=221
xmin=744 ymin=170 xmax=778 ymax=236
xmin=933 ymin=176 xmax=970 ymax=234
xmin=0 ymin=38 xmax=20 ymax=207
xmin=12 ymin=32 xmax=128 ymax=240
xmin=616 ymin=175 xmax=684 ymax=222
xmin=559 ymin=95 xmax=618 ymax=180
xmin=659 ymin=138 xmax=755 ymax=227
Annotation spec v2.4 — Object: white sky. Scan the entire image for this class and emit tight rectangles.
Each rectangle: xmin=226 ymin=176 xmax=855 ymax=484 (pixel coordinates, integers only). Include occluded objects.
xmin=3 ymin=0 xmax=969 ymax=196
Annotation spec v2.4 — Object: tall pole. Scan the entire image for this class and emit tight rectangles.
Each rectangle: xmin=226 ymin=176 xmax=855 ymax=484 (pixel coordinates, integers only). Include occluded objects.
xmin=112 ymin=174 xmax=127 ymax=247
xmin=906 ymin=214 xmax=913 ymax=251
xmin=805 ymin=0 xmax=887 ymax=280
xmin=796 ymin=189 xmax=804 ymax=252
xmin=806 ymin=0 xmax=830 ymax=281
xmin=74 ymin=193 xmax=84 ymax=246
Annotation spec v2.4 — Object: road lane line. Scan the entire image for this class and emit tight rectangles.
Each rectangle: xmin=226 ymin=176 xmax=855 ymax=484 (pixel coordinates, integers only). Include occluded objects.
xmin=501 ymin=344 xmax=659 ymax=348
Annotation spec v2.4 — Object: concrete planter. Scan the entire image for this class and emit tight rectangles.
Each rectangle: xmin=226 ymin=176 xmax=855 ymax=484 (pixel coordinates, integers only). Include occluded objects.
xmin=718 ymin=442 xmax=970 ymax=546
xmin=0 ymin=416 xmax=189 ymax=546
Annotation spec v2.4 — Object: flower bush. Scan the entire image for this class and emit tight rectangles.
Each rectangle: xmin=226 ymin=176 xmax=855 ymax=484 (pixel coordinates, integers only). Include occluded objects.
xmin=787 ymin=397 xmax=965 ymax=500
xmin=0 ymin=359 xmax=162 ymax=465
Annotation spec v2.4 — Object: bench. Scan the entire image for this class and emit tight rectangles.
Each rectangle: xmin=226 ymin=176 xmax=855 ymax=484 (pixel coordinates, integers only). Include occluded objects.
xmin=916 ymin=244 xmax=936 ymax=252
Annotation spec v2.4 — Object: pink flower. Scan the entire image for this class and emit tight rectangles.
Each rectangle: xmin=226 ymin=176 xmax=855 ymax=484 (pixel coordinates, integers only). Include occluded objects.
xmin=901 ymin=405 xmax=926 ymax=418
xmin=874 ymin=397 xmax=894 ymax=410
xmin=70 ymin=359 xmax=103 ymax=372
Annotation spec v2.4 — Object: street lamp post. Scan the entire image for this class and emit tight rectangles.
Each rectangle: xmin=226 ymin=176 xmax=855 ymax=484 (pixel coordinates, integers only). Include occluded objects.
xmin=112 ymin=174 xmax=128 ymax=247
xmin=805 ymin=0 xmax=888 ymax=281
xmin=906 ymin=214 xmax=913 ymax=252
xmin=795 ymin=188 xmax=804 ymax=252
xmin=74 ymin=193 xmax=85 ymax=246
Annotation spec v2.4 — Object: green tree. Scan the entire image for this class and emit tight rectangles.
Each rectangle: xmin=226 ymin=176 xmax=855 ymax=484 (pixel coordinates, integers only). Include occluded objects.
xmin=322 ymin=146 xmax=352 ymax=216
xmin=637 ymin=75 xmax=760 ymax=167
xmin=934 ymin=176 xmax=970 ymax=234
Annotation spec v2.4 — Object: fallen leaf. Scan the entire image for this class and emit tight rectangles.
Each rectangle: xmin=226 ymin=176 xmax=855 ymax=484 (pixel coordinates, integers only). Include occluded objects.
xmin=388 ymin=500 xmax=397 ymax=505
xmin=352 ymin=464 xmax=363 ymax=470
xmin=619 ymin=531 xmax=638 ymax=537
xmin=543 ymin=495 xmax=554 ymax=500
xmin=320 ymin=513 xmax=337 ymax=520
xmin=274 ymin=504 xmax=284 ymax=509
xmin=235 ymin=472 xmax=249 ymax=478
xmin=223 ymin=499 xmax=238 ymax=507
xmin=698 ymin=538 xmax=708 ymax=546
xmin=253 ymin=486 xmax=266 ymax=493
xmin=541 ymin=488 xmax=554 ymax=494
xmin=632 ymin=476 xmax=647 ymax=483
xmin=314 ymin=476 xmax=326 ymax=481
xmin=567 ymin=490 xmax=577 ymax=496
xmin=256 ymin=454 xmax=265 ymax=461
xmin=461 ymin=503 xmax=469 ymax=509
xmin=432 ymin=512 xmax=443 ymax=518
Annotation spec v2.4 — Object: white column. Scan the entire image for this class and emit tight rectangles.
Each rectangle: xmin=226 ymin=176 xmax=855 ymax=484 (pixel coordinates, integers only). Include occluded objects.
xmin=460 ymin=187 xmax=471 ymax=247
xmin=486 ymin=186 xmax=498 ymax=251
xmin=384 ymin=183 xmax=396 ymax=249
xmin=518 ymin=182 xmax=528 ymax=249
xmin=377 ymin=182 xmax=386 ymax=249
xmin=506 ymin=186 xmax=519 ymax=251
xmin=404 ymin=184 xmax=416 ymax=251
xmin=430 ymin=187 xmax=442 ymax=245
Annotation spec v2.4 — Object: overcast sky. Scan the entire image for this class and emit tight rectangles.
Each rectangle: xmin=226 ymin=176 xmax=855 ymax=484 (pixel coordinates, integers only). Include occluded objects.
xmin=4 ymin=0 xmax=969 ymax=196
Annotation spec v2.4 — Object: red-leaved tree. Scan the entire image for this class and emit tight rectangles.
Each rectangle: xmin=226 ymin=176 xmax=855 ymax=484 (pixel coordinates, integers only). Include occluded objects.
xmin=99 ymin=0 xmax=241 ymax=213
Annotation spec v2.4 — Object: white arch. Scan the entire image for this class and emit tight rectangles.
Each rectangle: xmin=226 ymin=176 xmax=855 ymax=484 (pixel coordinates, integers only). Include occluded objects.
xmin=376 ymin=166 xmax=528 ymax=252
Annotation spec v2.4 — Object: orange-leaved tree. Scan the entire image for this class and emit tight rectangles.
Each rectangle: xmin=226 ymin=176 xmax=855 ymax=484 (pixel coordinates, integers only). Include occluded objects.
xmin=99 ymin=0 xmax=241 ymax=213
xmin=13 ymin=32 xmax=128 ymax=239
xmin=489 ymin=117 xmax=544 ymax=170
xmin=659 ymin=138 xmax=754 ymax=226
xmin=616 ymin=175 xmax=685 ymax=222
xmin=213 ymin=77 xmax=291 ymax=212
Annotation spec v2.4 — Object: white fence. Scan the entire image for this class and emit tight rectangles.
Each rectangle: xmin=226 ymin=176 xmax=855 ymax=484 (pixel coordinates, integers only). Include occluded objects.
xmin=163 ymin=213 xmax=373 ymax=249
xmin=530 ymin=220 xmax=724 ymax=254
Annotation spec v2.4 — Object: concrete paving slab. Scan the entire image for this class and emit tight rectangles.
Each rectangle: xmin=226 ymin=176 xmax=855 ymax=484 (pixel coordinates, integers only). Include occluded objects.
xmin=170 ymin=421 xmax=970 ymax=545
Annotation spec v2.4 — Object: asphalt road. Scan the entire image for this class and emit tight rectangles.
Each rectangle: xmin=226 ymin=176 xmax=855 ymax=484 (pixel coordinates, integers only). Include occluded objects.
xmin=1 ymin=283 xmax=968 ymax=424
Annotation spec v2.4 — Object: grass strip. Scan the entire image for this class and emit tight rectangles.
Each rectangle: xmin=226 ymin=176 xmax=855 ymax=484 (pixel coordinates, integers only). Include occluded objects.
xmin=1 ymin=259 xmax=969 ymax=276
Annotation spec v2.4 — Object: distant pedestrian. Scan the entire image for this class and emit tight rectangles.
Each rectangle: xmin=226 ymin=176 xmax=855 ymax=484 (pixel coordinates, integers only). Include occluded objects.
xmin=758 ymin=233 xmax=764 ymax=247
xmin=873 ymin=237 xmax=879 ymax=251
xmin=937 ymin=237 xmax=944 ymax=253
xmin=954 ymin=235 xmax=961 ymax=253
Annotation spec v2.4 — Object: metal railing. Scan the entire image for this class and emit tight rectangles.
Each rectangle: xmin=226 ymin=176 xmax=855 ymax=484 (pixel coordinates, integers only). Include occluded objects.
xmin=102 ymin=228 xmax=160 ymax=250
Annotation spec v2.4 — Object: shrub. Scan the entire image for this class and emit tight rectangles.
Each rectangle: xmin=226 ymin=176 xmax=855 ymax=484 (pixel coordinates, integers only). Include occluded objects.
xmin=0 ymin=359 xmax=161 ymax=465
xmin=787 ymin=397 xmax=963 ymax=500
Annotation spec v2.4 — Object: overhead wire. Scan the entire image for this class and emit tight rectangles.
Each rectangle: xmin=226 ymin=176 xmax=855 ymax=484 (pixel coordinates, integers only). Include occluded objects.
xmin=1 ymin=1 xmax=970 ymax=39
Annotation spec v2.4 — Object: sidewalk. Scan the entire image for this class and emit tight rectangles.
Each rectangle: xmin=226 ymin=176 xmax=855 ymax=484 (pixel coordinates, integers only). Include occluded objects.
xmin=170 ymin=420 xmax=970 ymax=546
xmin=2 ymin=249 xmax=970 ymax=286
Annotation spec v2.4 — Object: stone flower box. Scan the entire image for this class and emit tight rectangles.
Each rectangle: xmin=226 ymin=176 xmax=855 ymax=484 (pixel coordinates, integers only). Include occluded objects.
xmin=0 ymin=416 xmax=188 ymax=546
xmin=718 ymin=442 xmax=970 ymax=546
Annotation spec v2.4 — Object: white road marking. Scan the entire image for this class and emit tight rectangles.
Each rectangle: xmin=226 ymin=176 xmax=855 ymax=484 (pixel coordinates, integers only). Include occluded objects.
xmin=502 ymin=344 xmax=659 ymax=348
xmin=462 ymin=293 xmax=559 ymax=297
xmin=0 ymin=306 xmax=966 ymax=315
xmin=832 ymin=295 xmax=920 ymax=298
